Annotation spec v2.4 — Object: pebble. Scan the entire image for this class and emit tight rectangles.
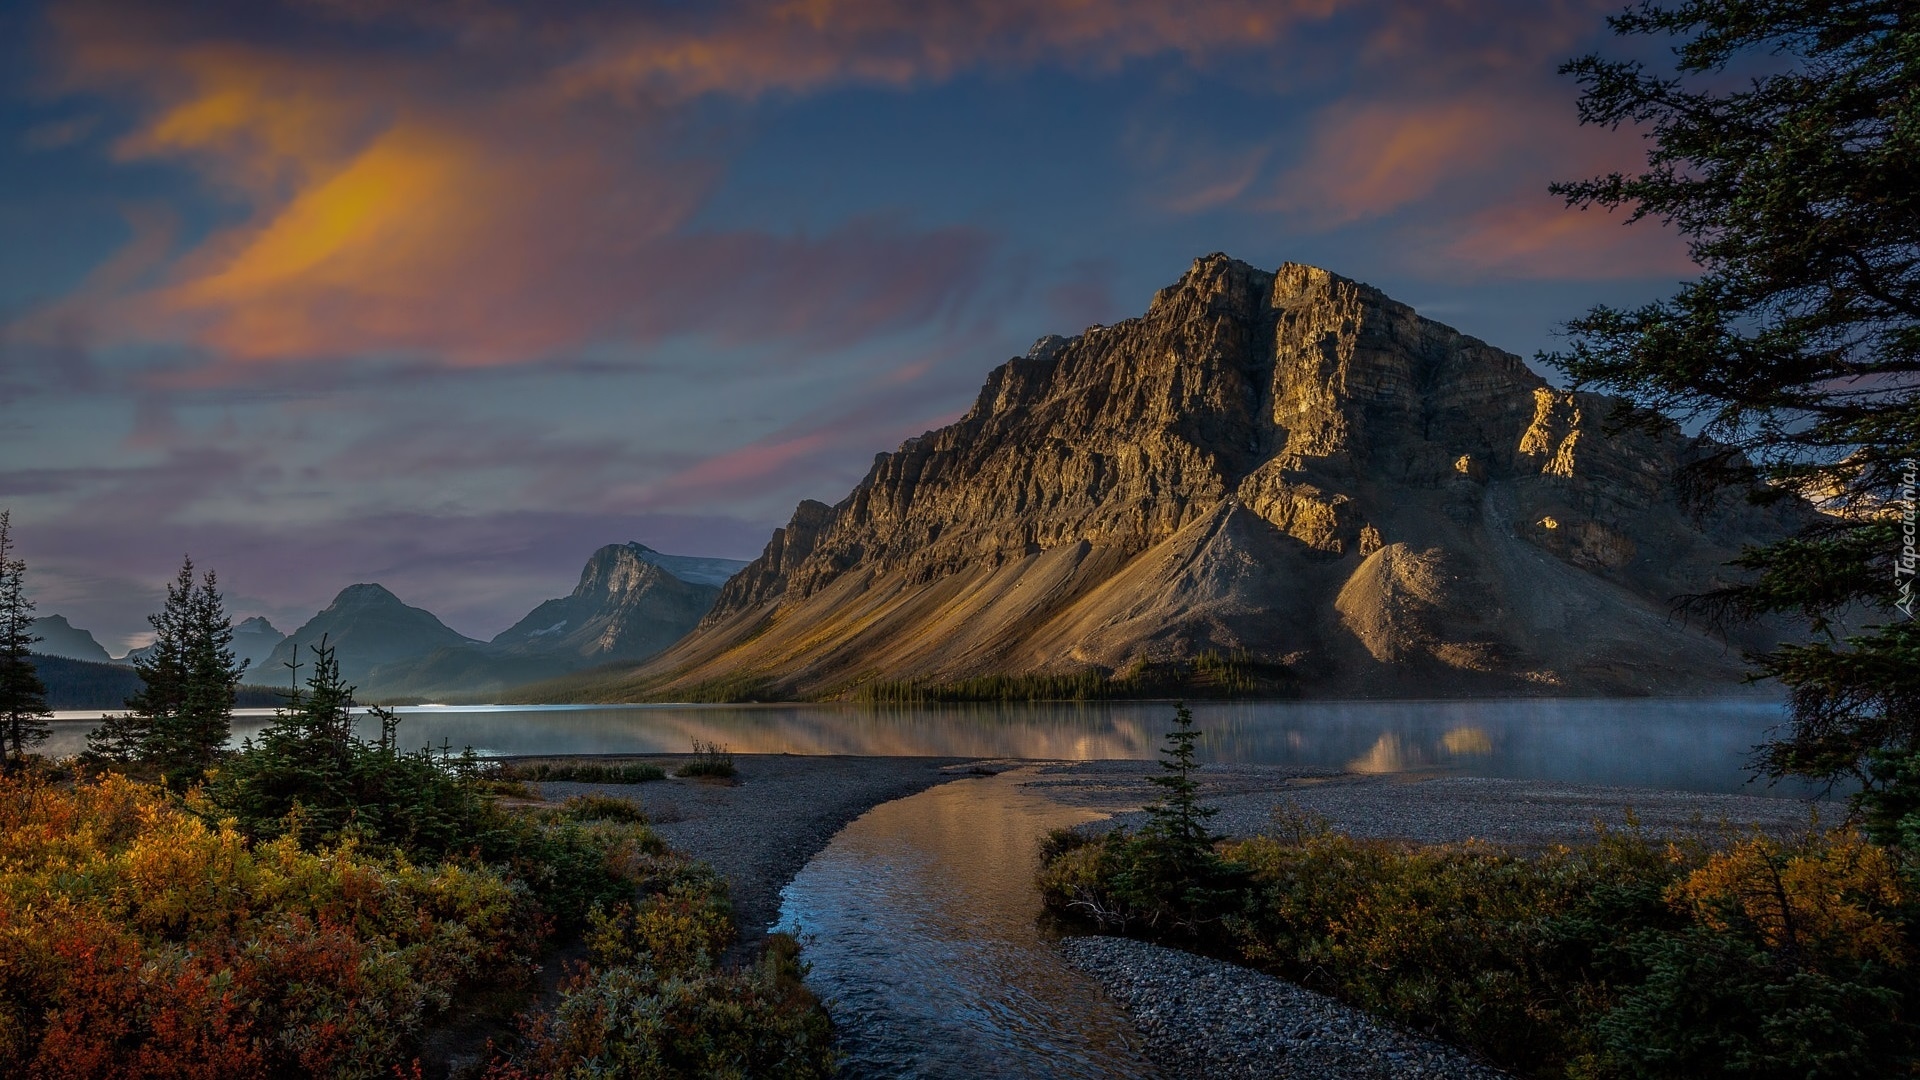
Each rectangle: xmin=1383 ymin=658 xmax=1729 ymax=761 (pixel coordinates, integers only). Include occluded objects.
xmin=1061 ymin=935 xmax=1511 ymax=1079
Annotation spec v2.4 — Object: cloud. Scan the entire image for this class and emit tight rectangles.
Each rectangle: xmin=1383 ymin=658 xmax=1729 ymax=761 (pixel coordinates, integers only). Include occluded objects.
xmin=1266 ymin=97 xmax=1513 ymax=226
xmin=24 ymin=0 xmax=1363 ymax=373
xmin=1430 ymin=197 xmax=1694 ymax=280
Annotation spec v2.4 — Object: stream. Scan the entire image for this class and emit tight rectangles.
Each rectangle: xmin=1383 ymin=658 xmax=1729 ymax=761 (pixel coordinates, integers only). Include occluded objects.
xmin=775 ymin=767 xmax=1153 ymax=1079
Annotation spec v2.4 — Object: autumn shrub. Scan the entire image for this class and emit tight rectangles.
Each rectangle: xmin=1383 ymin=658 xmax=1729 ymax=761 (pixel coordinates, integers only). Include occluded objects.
xmin=1040 ymin=811 xmax=1920 ymax=1079
xmin=586 ymin=864 xmax=735 ymax=975
xmin=0 ymin=773 xmax=547 ymax=1079
xmin=486 ymin=933 xmax=837 ymax=1080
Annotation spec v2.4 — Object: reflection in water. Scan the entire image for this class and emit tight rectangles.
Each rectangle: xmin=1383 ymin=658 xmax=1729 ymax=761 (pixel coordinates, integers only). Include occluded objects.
xmin=44 ymin=696 xmax=1799 ymax=795
xmin=1348 ymin=732 xmax=1411 ymax=774
xmin=1443 ymin=726 xmax=1494 ymax=756
xmin=776 ymin=768 xmax=1152 ymax=1079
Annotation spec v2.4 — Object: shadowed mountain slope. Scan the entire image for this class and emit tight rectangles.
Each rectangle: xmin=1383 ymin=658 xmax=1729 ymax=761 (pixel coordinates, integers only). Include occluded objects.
xmin=541 ymin=255 xmax=1803 ymax=702
xmin=284 ymin=545 xmax=746 ymax=701
xmin=28 ymin=616 xmax=111 ymax=663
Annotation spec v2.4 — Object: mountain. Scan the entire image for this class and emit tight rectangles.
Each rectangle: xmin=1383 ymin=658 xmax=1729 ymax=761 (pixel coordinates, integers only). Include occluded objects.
xmin=28 ymin=616 xmax=112 ymax=663
xmin=122 ymin=614 xmax=286 ymax=677
xmin=264 ymin=584 xmax=478 ymax=691
xmin=230 ymin=616 xmax=287 ymax=679
xmin=305 ymin=545 xmax=745 ymax=701
xmin=491 ymin=543 xmax=738 ymax=663
xmin=558 ymin=255 xmax=1805 ymax=702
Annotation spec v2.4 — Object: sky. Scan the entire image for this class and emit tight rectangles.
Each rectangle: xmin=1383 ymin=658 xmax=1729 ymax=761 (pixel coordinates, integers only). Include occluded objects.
xmin=0 ymin=0 xmax=1697 ymax=654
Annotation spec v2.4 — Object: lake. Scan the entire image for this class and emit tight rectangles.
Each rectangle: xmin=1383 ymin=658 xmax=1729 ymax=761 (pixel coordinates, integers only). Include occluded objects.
xmin=47 ymin=696 xmax=1802 ymax=795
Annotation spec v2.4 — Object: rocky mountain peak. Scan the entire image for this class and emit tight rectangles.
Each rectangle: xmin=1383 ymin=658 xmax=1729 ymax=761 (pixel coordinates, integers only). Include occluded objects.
xmin=607 ymin=254 xmax=1806 ymax=700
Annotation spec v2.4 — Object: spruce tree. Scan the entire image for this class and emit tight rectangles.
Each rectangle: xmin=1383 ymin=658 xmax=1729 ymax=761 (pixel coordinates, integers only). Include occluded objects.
xmin=90 ymin=556 xmax=241 ymax=780
xmin=1547 ymin=2 xmax=1919 ymax=802
xmin=0 ymin=511 xmax=51 ymax=776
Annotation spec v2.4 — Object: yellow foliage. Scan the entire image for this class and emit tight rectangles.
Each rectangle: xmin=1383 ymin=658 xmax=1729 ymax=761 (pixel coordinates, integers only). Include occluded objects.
xmin=1668 ymin=828 xmax=1909 ymax=966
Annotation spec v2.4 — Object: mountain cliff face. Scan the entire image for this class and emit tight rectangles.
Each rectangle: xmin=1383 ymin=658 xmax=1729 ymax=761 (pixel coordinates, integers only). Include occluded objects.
xmin=620 ymin=255 xmax=1803 ymax=699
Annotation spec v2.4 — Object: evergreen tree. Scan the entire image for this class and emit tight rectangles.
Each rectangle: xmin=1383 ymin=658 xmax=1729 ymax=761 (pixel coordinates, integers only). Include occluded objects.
xmin=1142 ymin=702 xmax=1222 ymax=869
xmin=0 ymin=511 xmax=51 ymax=776
xmin=1547 ymin=3 xmax=1920 ymax=803
xmin=88 ymin=556 xmax=240 ymax=780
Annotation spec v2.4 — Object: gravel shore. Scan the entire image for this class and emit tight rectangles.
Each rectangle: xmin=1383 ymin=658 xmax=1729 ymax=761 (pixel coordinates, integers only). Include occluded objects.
xmin=1064 ymin=936 xmax=1509 ymax=1079
xmin=1034 ymin=761 xmax=1837 ymax=1079
xmin=1025 ymin=760 xmax=1833 ymax=846
xmin=528 ymin=753 xmax=971 ymax=947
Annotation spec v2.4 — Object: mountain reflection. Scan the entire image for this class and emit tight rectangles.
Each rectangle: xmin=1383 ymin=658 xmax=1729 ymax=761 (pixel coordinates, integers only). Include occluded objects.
xmin=46 ymin=697 xmax=1803 ymax=796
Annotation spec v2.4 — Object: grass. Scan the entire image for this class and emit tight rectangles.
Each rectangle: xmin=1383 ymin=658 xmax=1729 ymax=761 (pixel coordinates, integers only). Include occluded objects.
xmin=675 ymin=739 xmax=737 ymax=779
xmin=552 ymin=793 xmax=649 ymax=823
xmin=495 ymin=760 xmax=668 ymax=784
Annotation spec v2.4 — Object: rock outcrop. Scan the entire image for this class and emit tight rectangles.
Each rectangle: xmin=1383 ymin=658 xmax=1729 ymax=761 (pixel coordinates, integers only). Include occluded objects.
xmin=608 ymin=255 xmax=1803 ymax=699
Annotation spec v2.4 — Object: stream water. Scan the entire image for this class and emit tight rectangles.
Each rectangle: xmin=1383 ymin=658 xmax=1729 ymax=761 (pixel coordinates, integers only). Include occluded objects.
xmin=775 ymin=768 xmax=1154 ymax=1079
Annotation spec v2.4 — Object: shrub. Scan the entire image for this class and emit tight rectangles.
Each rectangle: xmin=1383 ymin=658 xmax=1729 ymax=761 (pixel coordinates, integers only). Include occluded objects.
xmin=0 ymin=773 xmax=546 ymax=1079
xmin=486 ymin=934 xmax=837 ymax=1080
xmin=496 ymin=760 xmax=667 ymax=784
xmin=1041 ymin=808 xmax=1920 ymax=1079
xmin=674 ymin=740 xmax=736 ymax=779
xmin=585 ymin=868 xmax=735 ymax=975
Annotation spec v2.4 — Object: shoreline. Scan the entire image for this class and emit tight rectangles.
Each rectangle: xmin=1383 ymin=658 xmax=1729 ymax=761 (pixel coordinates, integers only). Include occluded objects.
xmin=517 ymin=754 xmax=1840 ymax=1079
xmin=512 ymin=753 xmax=1840 ymax=941
xmin=515 ymin=753 xmax=977 ymax=950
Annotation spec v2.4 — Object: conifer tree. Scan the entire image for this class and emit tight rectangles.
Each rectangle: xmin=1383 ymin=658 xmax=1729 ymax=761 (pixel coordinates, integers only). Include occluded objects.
xmin=0 ymin=511 xmax=50 ymax=776
xmin=1548 ymin=2 xmax=1919 ymax=802
xmin=89 ymin=556 xmax=241 ymax=780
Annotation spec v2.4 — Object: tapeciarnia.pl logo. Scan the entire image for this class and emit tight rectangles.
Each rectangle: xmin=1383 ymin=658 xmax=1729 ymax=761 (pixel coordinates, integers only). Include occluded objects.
xmin=1899 ymin=460 xmax=1917 ymax=618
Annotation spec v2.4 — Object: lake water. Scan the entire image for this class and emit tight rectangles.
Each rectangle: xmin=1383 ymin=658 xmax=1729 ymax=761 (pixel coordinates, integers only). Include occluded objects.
xmin=48 ymin=695 xmax=1802 ymax=795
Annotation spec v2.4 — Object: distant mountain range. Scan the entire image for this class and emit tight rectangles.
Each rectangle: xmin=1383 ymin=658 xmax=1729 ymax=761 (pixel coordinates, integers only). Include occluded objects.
xmin=30 ymin=543 xmax=743 ymax=706
xmin=267 ymin=543 xmax=747 ymax=701
xmin=123 ymin=615 xmax=286 ymax=677
xmin=29 ymin=616 xmax=112 ymax=663
xmin=522 ymin=255 xmax=1808 ymax=702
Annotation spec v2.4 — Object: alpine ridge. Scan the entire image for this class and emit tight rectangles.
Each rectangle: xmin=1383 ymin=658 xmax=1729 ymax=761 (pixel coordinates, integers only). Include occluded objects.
xmin=554 ymin=256 xmax=1807 ymax=700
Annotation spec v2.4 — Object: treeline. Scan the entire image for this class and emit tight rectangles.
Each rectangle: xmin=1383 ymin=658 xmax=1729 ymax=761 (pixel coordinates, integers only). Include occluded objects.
xmin=849 ymin=650 xmax=1294 ymax=704
xmin=31 ymin=653 xmax=283 ymax=711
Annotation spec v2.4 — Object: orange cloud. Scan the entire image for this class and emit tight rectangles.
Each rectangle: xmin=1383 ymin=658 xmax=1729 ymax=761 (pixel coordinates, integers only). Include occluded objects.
xmin=32 ymin=0 xmax=1360 ymax=369
xmin=1267 ymin=97 xmax=1512 ymax=226
xmin=1435 ymin=197 xmax=1693 ymax=280
xmin=556 ymin=0 xmax=1349 ymax=102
